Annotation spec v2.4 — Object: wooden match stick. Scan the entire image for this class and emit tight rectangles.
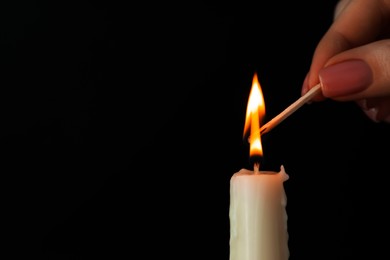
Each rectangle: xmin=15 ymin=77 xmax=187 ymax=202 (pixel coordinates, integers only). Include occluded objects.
xmin=248 ymin=83 xmax=322 ymax=141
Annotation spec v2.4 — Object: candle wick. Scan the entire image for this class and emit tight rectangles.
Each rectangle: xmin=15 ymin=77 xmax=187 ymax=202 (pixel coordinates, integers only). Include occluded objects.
xmin=254 ymin=163 xmax=260 ymax=174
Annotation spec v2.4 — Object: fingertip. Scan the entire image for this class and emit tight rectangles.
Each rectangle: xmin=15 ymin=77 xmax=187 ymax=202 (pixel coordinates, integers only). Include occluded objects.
xmin=301 ymin=74 xmax=309 ymax=96
xmin=301 ymin=73 xmax=326 ymax=103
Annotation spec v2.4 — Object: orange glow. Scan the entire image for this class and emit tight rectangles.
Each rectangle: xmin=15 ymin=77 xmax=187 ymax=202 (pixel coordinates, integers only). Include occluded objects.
xmin=243 ymin=72 xmax=265 ymax=158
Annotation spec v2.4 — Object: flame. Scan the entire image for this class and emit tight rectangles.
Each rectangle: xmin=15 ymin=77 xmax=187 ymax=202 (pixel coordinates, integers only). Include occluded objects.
xmin=243 ymin=72 xmax=265 ymax=158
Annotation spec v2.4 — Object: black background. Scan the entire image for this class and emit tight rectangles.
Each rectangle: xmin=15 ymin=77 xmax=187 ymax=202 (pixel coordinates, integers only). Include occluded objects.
xmin=2 ymin=1 xmax=390 ymax=259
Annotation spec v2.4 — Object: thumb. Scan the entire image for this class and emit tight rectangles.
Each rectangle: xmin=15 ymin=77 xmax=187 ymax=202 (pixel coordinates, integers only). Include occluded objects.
xmin=319 ymin=40 xmax=390 ymax=101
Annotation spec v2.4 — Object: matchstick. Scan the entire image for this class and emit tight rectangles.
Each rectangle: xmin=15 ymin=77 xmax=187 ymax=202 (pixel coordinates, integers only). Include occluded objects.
xmin=248 ymin=83 xmax=322 ymax=141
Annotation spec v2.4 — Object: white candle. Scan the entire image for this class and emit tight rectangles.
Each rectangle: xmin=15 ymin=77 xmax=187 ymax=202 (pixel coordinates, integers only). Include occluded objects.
xmin=229 ymin=165 xmax=289 ymax=260
xmin=230 ymin=72 xmax=289 ymax=260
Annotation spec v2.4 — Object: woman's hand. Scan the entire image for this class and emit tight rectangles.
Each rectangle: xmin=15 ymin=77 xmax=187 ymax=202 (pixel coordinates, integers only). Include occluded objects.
xmin=301 ymin=0 xmax=390 ymax=122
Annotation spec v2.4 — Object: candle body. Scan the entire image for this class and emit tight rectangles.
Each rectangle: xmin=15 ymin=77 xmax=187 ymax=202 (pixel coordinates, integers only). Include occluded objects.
xmin=229 ymin=166 xmax=289 ymax=260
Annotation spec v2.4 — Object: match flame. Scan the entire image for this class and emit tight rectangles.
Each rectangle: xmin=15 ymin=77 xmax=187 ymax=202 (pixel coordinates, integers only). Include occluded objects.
xmin=243 ymin=72 xmax=265 ymax=158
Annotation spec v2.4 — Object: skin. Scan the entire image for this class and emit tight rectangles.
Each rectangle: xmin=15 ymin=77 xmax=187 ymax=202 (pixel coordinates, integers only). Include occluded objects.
xmin=302 ymin=0 xmax=390 ymax=122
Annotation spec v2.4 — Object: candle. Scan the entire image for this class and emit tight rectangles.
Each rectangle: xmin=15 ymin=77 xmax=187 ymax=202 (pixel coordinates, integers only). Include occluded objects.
xmin=229 ymin=73 xmax=289 ymax=260
xmin=229 ymin=166 xmax=289 ymax=260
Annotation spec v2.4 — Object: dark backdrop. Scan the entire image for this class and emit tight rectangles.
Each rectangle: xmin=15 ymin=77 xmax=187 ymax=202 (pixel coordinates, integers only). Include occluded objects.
xmin=2 ymin=1 xmax=390 ymax=259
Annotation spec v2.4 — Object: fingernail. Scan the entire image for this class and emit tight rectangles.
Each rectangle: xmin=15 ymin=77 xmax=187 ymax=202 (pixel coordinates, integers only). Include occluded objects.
xmin=357 ymin=99 xmax=380 ymax=122
xmin=319 ymin=60 xmax=373 ymax=97
xmin=363 ymin=107 xmax=379 ymax=123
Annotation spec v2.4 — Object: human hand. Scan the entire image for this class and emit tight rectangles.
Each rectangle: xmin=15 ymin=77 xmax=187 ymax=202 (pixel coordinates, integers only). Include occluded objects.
xmin=301 ymin=0 xmax=390 ymax=123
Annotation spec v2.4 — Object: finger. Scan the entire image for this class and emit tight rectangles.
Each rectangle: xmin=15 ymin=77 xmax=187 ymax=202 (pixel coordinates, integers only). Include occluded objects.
xmin=302 ymin=0 xmax=353 ymax=101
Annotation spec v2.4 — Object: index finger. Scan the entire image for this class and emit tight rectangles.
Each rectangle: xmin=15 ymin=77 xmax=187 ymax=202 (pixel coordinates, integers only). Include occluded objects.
xmin=306 ymin=0 xmax=389 ymax=97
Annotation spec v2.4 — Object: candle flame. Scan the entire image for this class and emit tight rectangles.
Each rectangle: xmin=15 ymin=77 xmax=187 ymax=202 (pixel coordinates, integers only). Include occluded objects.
xmin=243 ymin=72 xmax=265 ymax=158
